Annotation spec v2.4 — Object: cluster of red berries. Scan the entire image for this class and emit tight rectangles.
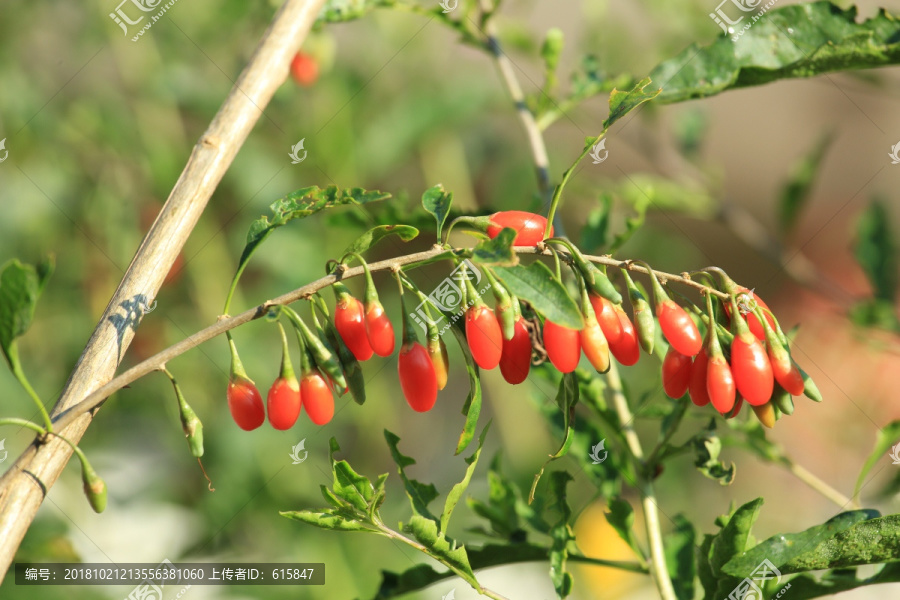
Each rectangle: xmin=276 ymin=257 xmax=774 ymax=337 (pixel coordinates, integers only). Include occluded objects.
xmin=225 ymin=210 xmax=819 ymax=431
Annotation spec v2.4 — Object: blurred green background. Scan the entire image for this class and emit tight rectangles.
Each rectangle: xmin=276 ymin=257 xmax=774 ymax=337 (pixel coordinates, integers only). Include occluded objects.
xmin=1 ymin=0 xmax=899 ymax=598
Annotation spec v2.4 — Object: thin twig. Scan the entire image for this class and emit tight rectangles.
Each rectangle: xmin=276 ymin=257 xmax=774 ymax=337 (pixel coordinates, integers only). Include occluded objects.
xmin=0 ymin=0 xmax=326 ymax=578
xmin=784 ymin=458 xmax=857 ymax=510
xmin=606 ymin=362 xmax=678 ymax=600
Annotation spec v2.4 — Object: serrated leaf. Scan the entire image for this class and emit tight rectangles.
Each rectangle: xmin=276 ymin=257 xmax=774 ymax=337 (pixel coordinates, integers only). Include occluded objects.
xmin=548 ymin=471 xmax=575 ymax=598
xmin=342 ymin=225 xmax=418 ymax=257
xmin=603 ymin=77 xmax=661 ymax=130
xmin=466 ymin=453 xmax=523 ymax=540
xmin=855 ymin=200 xmax=897 ymax=302
xmin=441 ymin=424 xmax=490 ymax=533
xmin=854 ymin=420 xmax=900 ymax=500
xmin=471 ymin=228 xmax=518 ymax=266
xmin=422 ymin=184 xmax=453 ymax=242
xmin=605 ymin=497 xmax=644 ymax=560
xmin=650 ymin=3 xmax=900 ymax=104
xmin=0 ymin=258 xmax=53 ymax=370
xmin=710 ymin=497 xmax=764 ymax=577
xmin=723 ymin=509 xmax=882 ymax=576
xmin=779 ymin=133 xmax=833 ymax=235
xmin=232 ymin=186 xmax=389 ymax=302
xmin=279 ymin=509 xmax=378 ymax=532
xmin=530 ymin=373 xmax=579 ymax=502
xmin=692 ymin=428 xmax=736 ymax=485
xmin=665 ymin=515 xmax=696 ymax=600
xmin=581 ymin=194 xmax=612 ymax=252
xmin=384 ymin=430 xmax=440 ymax=523
xmin=450 ymin=325 xmax=482 ymax=455
xmin=329 ymin=438 xmax=376 ymax=512
xmin=407 ymin=515 xmax=477 ymax=586
xmin=493 ymin=262 xmax=583 ymax=329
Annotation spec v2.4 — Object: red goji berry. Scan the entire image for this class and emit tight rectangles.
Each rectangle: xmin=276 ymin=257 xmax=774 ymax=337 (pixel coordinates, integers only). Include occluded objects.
xmin=657 ymin=301 xmax=702 ymax=357
xmin=333 ymin=284 xmax=374 ymax=362
xmin=267 ymin=376 xmax=302 ymax=430
xmin=500 ymin=317 xmax=532 ymax=384
xmin=662 ymin=346 xmax=692 ymax=398
xmin=466 ymin=304 xmax=503 ymax=370
xmin=707 ymin=356 xmax=736 ymax=414
xmin=365 ymin=300 xmax=395 ymax=357
xmin=486 ymin=211 xmax=552 ymax=246
xmin=688 ymin=349 xmax=711 ymax=406
xmin=543 ymin=320 xmax=581 ymax=373
xmin=227 ymin=377 xmax=265 ymax=431
xmin=290 ymin=52 xmax=319 ymax=86
xmin=301 ymin=370 xmax=334 ymax=425
xmin=398 ymin=341 xmax=438 ymax=412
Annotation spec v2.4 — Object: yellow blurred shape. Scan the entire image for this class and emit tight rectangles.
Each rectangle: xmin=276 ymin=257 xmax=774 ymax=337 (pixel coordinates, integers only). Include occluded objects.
xmin=572 ymin=502 xmax=648 ymax=600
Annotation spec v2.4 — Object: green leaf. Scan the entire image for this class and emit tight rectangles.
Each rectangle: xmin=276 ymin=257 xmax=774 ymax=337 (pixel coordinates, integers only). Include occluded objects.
xmin=540 ymin=28 xmax=564 ymax=72
xmin=692 ymin=426 xmax=736 ymax=485
xmin=779 ymin=133 xmax=834 ymax=235
xmin=710 ymin=497 xmax=764 ymax=577
xmin=407 ymin=515 xmax=477 ymax=586
xmin=855 ymin=200 xmax=898 ymax=302
xmin=0 ymin=257 xmax=54 ymax=370
xmin=664 ymin=515 xmax=696 ymax=600
xmin=723 ymin=509 xmax=882 ymax=576
xmin=695 ymin=534 xmax=718 ymax=600
xmin=471 ymin=227 xmax=518 ymax=266
xmin=384 ymin=430 xmax=440 ymax=523
xmin=342 ymin=225 xmax=419 ymax=257
xmin=854 ymin=420 xmax=900 ymax=500
xmin=581 ymin=194 xmax=612 ymax=253
xmin=603 ymin=77 xmax=661 ymax=130
xmin=493 ymin=262 xmax=583 ymax=329
xmin=650 ymin=3 xmax=900 ymax=104
xmin=279 ymin=509 xmax=379 ymax=532
xmin=450 ymin=324 xmax=483 ymax=455
xmin=548 ymin=471 xmax=575 ymax=598
xmin=329 ymin=438 xmax=377 ymax=512
xmin=466 ymin=453 xmax=524 ymax=540
xmin=421 ymin=184 xmax=453 ymax=243
xmin=441 ymin=424 xmax=490 ymax=533
xmin=530 ymin=373 xmax=579 ymax=502
xmin=233 ymin=186 xmax=389 ymax=301
xmin=605 ymin=497 xmax=644 ymax=560
xmin=779 ymin=562 xmax=900 ymax=600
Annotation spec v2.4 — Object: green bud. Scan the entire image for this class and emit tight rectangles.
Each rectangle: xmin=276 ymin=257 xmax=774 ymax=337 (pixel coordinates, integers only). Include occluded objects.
xmin=81 ymin=460 xmax=107 ymax=514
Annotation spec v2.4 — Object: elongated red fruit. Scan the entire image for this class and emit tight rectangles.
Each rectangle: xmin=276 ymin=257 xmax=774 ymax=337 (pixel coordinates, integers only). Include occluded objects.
xmin=730 ymin=333 xmax=774 ymax=406
xmin=334 ymin=294 xmax=374 ymax=361
xmin=290 ymin=52 xmax=319 ymax=86
xmin=227 ymin=377 xmax=265 ymax=431
xmin=301 ymin=371 xmax=335 ymax=425
xmin=267 ymin=376 xmax=302 ymax=430
xmin=398 ymin=342 xmax=438 ymax=412
xmin=590 ymin=294 xmax=622 ymax=341
xmin=466 ymin=305 xmax=503 ymax=370
xmin=487 ymin=211 xmax=552 ymax=246
xmin=609 ymin=304 xmax=640 ymax=366
xmin=763 ymin=326 xmax=804 ymax=396
xmin=543 ymin=320 xmax=581 ymax=373
xmin=365 ymin=301 xmax=395 ymax=357
xmin=580 ymin=320 xmax=610 ymax=373
xmin=688 ymin=349 xmax=711 ymax=406
xmin=707 ymin=356 xmax=736 ymax=414
xmin=662 ymin=346 xmax=692 ymax=398
xmin=500 ymin=317 xmax=532 ymax=384
xmin=657 ymin=301 xmax=702 ymax=357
